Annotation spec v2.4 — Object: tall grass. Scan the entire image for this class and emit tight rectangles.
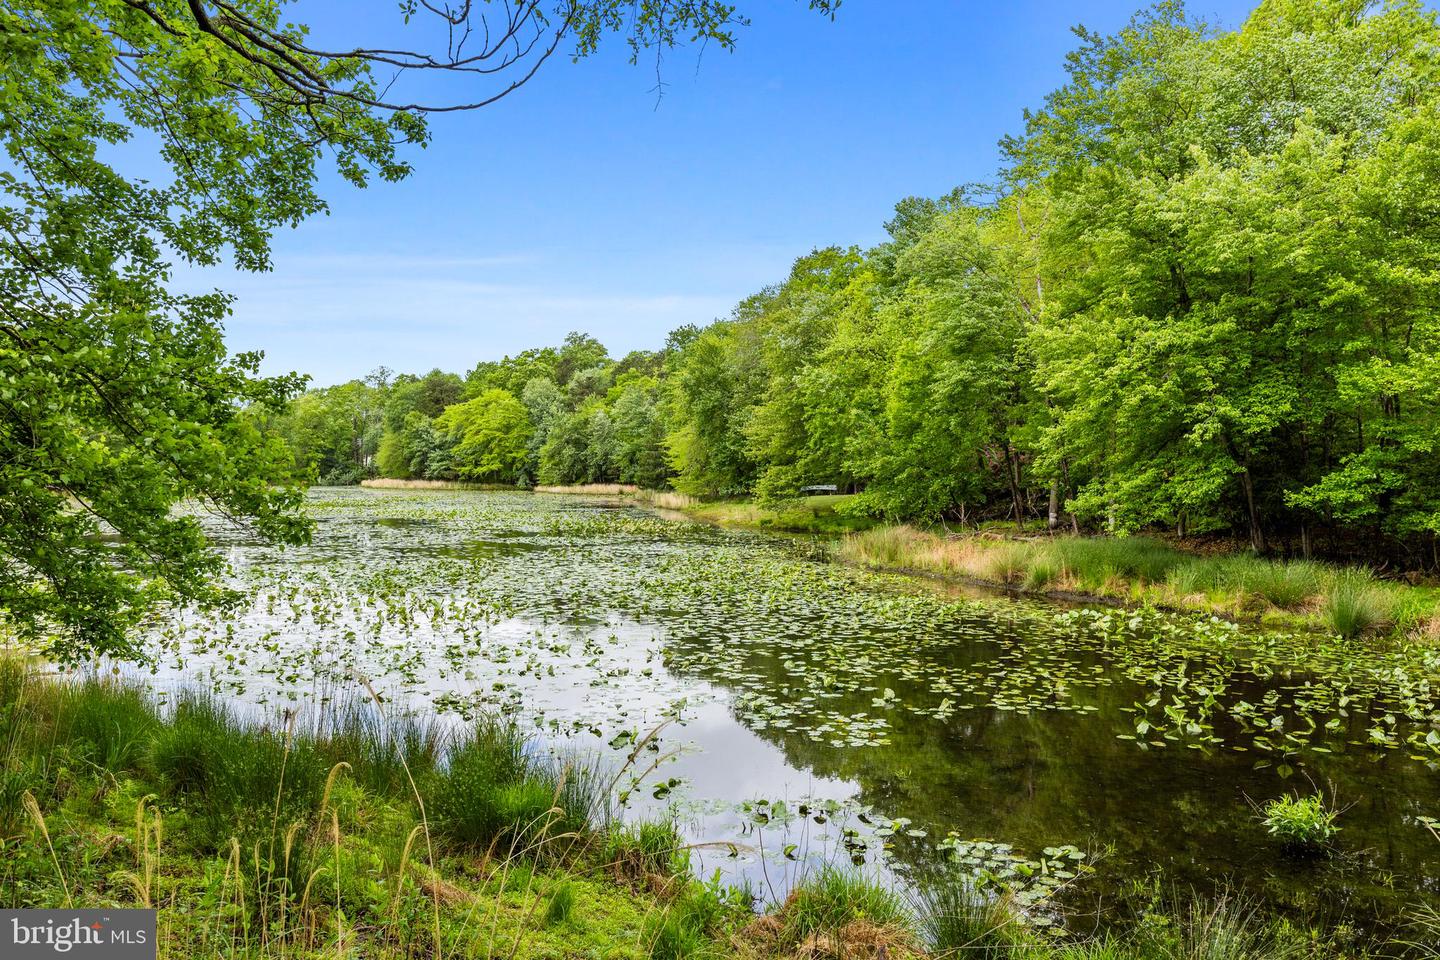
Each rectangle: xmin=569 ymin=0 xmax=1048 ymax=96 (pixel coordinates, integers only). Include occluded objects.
xmin=638 ymin=489 xmax=699 ymax=510
xmin=534 ymin=483 xmax=640 ymax=495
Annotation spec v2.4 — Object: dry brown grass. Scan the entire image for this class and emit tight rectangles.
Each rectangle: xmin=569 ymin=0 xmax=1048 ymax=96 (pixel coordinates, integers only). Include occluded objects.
xmin=533 ymin=483 xmax=640 ymax=495
xmin=795 ymin=920 xmax=919 ymax=960
xmin=636 ymin=490 xmax=699 ymax=510
xmin=359 ymin=478 xmax=506 ymax=490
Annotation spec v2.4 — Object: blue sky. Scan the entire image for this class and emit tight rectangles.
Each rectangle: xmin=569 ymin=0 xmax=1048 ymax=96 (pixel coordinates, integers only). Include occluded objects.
xmin=188 ymin=0 xmax=1261 ymax=386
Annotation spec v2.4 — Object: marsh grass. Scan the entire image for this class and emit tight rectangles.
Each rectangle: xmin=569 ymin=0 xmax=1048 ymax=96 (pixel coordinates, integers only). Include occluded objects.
xmin=638 ymin=490 xmax=700 ymax=510
xmin=601 ymin=818 xmax=687 ymax=881
xmin=1140 ymin=895 xmax=1308 ymax=960
xmin=535 ymin=483 xmax=640 ymax=495
xmin=838 ymin=527 xmax=1432 ymax=638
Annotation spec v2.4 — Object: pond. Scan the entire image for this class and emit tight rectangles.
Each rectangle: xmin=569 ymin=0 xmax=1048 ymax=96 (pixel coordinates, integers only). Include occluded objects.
xmin=143 ymin=488 xmax=1440 ymax=945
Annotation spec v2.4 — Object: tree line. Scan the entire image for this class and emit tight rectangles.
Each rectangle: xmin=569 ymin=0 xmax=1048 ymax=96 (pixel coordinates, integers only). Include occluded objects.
xmin=273 ymin=0 xmax=1440 ymax=567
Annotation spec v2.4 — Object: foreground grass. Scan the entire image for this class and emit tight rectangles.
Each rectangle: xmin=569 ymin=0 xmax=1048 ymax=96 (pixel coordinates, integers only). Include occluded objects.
xmin=836 ymin=526 xmax=1440 ymax=640
xmin=0 ymin=662 xmax=1415 ymax=959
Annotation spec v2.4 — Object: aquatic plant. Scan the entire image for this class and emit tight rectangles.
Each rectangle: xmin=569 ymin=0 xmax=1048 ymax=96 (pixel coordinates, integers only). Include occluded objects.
xmin=1261 ymin=794 xmax=1340 ymax=853
xmin=1135 ymin=895 xmax=1308 ymax=960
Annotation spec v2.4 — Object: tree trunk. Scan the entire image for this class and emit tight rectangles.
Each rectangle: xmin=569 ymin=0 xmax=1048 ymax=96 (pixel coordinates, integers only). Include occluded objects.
xmin=1238 ymin=467 xmax=1267 ymax=553
xmin=1004 ymin=444 xmax=1025 ymax=532
xmin=1048 ymin=479 xmax=1060 ymax=532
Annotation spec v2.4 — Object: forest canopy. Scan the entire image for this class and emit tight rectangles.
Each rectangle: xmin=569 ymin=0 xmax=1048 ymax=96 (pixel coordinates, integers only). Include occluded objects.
xmin=276 ymin=0 xmax=1440 ymax=568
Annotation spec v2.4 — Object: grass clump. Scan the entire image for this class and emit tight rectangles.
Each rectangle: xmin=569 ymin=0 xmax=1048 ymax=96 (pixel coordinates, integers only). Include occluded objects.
xmin=1135 ymin=895 xmax=1307 ymax=960
xmin=1238 ymin=560 xmax=1324 ymax=610
xmin=1324 ymin=571 xmax=1396 ymax=638
xmin=600 ymin=818 xmax=687 ymax=883
xmin=914 ymin=874 xmax=1031 ymax=959
xmin=984 ymin=544 xmax=1030 ymax=585
xmin=1261 ymin=794 xmax=1340 ymax=854
xmin=427 ymin=719 xmax=591 ymax=852
xmin=1024 ymin=555 xmax=1062 ymax=590
xmin=778 ymin=865 xmax=911 ymax=946
xmin=544 ymin=879 xmax=577 ymax=926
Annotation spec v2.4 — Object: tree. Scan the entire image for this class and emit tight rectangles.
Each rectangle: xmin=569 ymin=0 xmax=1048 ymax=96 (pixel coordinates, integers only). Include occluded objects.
xmin=0 ymin=0 xmax=835 ymax=657
xmin=436 ymin=389 xmax=534 ymax=483
xmin=1006 ymin=0 xmax=1440 ymax=557
xmin=611 ymin=381 xmax=670 ymax=488
xmin=555 ymin=332 xmax=611 ymax=386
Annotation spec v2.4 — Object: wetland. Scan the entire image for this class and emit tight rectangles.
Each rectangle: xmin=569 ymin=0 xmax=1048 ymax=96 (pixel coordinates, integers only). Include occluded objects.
xmin=132 ymin=488 xmax=1440 ymax=946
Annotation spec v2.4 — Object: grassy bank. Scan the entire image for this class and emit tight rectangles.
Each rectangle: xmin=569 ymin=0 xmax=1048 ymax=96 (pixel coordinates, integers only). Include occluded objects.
xmin=0 ymin=662 xmax=1397 ymax=959
xmin=684 ymin=495 xmax=877 ymax=536
xmin=836 ymin=526 xmax=1440 ymax=640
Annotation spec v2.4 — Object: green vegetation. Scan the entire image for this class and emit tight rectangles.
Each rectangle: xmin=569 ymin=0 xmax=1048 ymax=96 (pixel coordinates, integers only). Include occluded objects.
xmin=913 ymin=874 xmax=1029 ymax=959
xmin=777 ymin=865 xmax=911 ymax=946
xmin=0 ymin=0 xmax=838 ymax=660
xmin=686 ymin=495 xmax=877 ymax=535
xmin=262 ymin=3 xmax=1440 ymax=634
xmin=1262 ymin=794 xmax=1341 ymax=854
xmin=835 ymin=527 xmax=1440 ymax=639
xmin=6 ymin=659 xmax=1346 ymax=960
xmin=0 ymin=661 xmax=747 ymax=958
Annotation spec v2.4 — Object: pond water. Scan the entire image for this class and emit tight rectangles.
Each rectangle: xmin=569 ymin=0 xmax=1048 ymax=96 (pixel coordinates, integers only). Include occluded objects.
xmin=143 ymin=488 xmax=1440 ymax=945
